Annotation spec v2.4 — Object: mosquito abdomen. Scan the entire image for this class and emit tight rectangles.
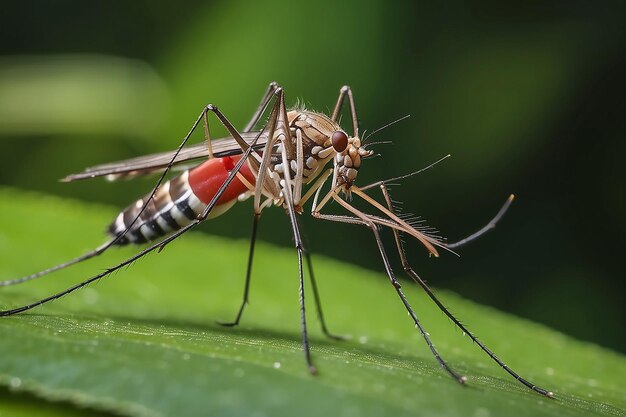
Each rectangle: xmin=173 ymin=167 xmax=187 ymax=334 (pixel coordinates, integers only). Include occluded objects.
xmin=109 ymin=156 xmax=255 ymax=245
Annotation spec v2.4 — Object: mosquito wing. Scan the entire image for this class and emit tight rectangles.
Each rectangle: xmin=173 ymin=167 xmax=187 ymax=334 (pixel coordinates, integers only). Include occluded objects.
xmin=63 ymin=132 xmax=269 ymax=182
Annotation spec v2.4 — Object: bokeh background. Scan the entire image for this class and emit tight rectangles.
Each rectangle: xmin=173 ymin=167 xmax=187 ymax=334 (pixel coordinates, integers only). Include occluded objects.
xmin=1 ymin=1 xmax=623 ymax=353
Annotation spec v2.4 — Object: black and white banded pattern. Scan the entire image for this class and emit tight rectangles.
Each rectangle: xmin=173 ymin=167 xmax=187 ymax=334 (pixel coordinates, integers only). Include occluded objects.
xmin=108 ymin=171 xmax=207 ymax=245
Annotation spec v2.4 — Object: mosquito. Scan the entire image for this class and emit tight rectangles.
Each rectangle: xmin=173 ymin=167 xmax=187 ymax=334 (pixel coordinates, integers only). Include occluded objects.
xmin=0 ymin=82 xmax=553 ymax=397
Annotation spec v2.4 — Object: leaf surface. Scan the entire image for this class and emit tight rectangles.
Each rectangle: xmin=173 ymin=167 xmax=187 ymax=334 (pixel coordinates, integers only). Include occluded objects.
xmin=0 ymin=188 xmax=624 ymax=417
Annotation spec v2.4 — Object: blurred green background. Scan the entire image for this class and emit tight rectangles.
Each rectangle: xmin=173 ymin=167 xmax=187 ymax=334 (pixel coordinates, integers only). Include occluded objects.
xmin=0 ymin=1 xmax=623 ymax=353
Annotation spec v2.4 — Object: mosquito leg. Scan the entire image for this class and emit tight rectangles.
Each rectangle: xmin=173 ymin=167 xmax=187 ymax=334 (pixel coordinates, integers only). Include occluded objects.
xmin=273 ymin=94 xmax=316 ymax=374
xmin=0 ymin=241 xmax=111 ymax=287
xmin=243 ymin=82 xmax=280 ymax=133
xmin=212 ymin=85 xmax=285 ymax=327
xmin=330 ymin=85 xmax=359 ymax=137
xmin=283 ymin=190 xmax=316 ymax=373
xmin=314 ymin=196 xmax=466 ymax=384
xmin=208 ymin=82 xmax=278 ymax=159
xmin=302 ymin=240 xmax=346 ymax=341
xmin=217 ymin=213 xmax=260 ymax=327
xmin=204 ymin=87 xmax=322 ymax=375
xmin=295 ymin=231 xmax=316 ymax=374
xmin=445 ymin=194 xmax=515 ymax=249
xmin=285 ymin=213 xmax=316 ymax=374
xmin=299 ymin=188 xmax=342 ymax=340
xmin=203 ymin=111 xmax=214 ymax=159
xmin=369 ymin=219 xmax=467 ymax=384
xmin=378 ymin=185 xmax=553 ymax=397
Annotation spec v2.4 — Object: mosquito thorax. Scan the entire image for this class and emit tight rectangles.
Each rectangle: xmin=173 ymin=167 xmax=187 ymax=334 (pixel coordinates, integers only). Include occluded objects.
xmin=285 ymin=110 xmax=373 ymax=189
xmin=286 ymin=111 xmax=354 ymax=182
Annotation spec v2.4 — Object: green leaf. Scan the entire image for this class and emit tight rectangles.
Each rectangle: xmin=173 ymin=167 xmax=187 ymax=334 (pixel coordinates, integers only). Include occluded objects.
xmin=0 ymin=188 xmax=624 ymax=417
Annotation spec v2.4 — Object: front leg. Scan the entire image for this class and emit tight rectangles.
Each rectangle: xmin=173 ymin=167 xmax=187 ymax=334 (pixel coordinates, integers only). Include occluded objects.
xmin=378 ymin=184 xmax=553 ymax=397
xmin=312 ymin=191 xmax=467 ymax=384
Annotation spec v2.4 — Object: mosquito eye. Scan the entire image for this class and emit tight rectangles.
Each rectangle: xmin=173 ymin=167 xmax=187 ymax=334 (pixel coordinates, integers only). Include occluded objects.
xmin=331 ymin=131 xmax=348 ymax=153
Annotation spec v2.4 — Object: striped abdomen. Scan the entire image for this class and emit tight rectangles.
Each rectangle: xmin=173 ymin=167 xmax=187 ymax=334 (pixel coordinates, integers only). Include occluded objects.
xmin=109 ymin=156 xmax=255 ymax=245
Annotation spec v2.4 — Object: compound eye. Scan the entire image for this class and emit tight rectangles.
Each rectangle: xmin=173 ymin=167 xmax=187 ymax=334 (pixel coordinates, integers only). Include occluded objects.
xmin=331 ymin=131 xmax=349 ymax=153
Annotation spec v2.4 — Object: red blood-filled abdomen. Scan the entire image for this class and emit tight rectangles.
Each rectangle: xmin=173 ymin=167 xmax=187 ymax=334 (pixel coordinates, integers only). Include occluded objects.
xmin=188 ymin=156 xmax=256 ymax=205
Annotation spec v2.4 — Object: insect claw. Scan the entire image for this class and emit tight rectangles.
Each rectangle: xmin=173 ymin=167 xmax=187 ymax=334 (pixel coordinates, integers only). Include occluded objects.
xmin=216 ymin=320 xmax=238 ymax=328
xmin=326 ymin=332 xmax=350 ymax=342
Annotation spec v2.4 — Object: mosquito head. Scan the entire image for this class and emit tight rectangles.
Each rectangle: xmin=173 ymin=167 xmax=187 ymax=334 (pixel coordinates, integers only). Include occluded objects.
xmin=332 ymin=132 xmax=374 ymax=189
